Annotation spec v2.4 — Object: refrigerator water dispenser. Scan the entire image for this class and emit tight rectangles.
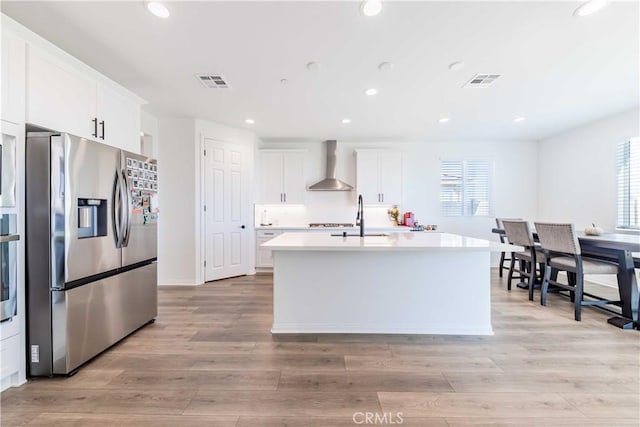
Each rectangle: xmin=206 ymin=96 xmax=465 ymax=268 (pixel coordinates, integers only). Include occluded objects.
xmin=77 ymin=199 xmax=107 ymax=238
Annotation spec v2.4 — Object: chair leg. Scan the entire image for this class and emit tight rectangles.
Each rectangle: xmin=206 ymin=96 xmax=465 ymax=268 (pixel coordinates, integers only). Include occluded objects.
xmin=540 ymin=264 xmax=551 ymax=306
xmin=567 ymin=272 xmax=576 ymax=303
xmin=499 ymin=252 xmax=505 ymax=278
xmin=507 ymin=254 xmax=516 ymax=291
xmin=574 ymin=274 xmax=584 ymax=322
xmin=527 ymin=261 xmax=535 ymax=301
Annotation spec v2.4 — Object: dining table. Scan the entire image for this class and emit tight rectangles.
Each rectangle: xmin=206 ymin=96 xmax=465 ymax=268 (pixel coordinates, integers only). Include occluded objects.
xmin=492 ymin=228 xmax=640 ymax=330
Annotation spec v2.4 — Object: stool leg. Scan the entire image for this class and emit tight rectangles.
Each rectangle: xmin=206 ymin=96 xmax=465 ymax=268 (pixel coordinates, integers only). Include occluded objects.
xmin=527 ymin=261 xmax=535 ymax=301
xmin=574 ymin=274 xmax=584 ymax=322
xmin=541 ymin=264 xmax=551 ymax=306
xmin=507 ymin=254 xmax=516 ymax=291
xmin=499 ymin=252 xmax=505 ymax=278
xmin=568 ymin=272 xmax=576 ymax=303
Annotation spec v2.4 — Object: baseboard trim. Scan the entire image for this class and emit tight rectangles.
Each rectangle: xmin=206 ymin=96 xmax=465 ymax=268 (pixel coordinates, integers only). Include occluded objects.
xmin=271 ymin=323 xmax=494 ymax=336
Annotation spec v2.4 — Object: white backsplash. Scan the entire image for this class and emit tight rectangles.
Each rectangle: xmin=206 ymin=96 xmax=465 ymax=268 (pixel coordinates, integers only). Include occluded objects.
xmin=255 ymin=203 xmax=396 ymax=228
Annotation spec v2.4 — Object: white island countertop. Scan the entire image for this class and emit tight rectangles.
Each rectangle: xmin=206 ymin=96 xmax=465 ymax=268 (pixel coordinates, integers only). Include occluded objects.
xmin=262 ymin=232 xmax=522 ymax=252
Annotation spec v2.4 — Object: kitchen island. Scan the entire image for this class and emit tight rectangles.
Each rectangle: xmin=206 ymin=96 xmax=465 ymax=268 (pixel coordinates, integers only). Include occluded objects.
xmin=262 ymin=232 xmax=520 ymax=335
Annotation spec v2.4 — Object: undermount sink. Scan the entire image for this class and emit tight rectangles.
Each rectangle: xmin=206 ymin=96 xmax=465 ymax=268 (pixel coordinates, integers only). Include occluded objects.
xmin=330 ymin=233 xmax=389 ymax=237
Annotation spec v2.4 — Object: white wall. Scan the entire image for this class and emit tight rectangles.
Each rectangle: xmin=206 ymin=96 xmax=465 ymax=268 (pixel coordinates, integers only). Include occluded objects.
xmin=537 ymin=108 xmax=639 ymax=231
xmin=157 ymin=118 xmax=196 ymax=284
xmin=140 ymin=110 xmax=159 ymax=158
xmin=157 ymin=117 xmax=259 ymax=285
xmin=257 ymin=139 xmax=539 ymax=255
xmin=537 ymin=108 xmax=639 ymax=287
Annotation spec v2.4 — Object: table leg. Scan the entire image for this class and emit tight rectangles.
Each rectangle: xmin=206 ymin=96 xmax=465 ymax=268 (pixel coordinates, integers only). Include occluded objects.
xmin=607 ymin=250 xmax=639 ymax=330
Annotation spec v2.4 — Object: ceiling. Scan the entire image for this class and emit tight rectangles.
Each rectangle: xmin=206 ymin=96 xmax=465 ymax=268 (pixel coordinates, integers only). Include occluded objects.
xmin=2 ymin=1 xmax=638 ymax=142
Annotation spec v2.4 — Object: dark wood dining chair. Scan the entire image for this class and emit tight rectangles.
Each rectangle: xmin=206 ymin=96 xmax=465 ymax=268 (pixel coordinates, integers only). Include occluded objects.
xmin=495 ymin=218 xmax=521 ymax=278
xmin=502 ymin=220 xmax=545 ymax=301
xmin=534 ymin=222 xmax=619 ymax=321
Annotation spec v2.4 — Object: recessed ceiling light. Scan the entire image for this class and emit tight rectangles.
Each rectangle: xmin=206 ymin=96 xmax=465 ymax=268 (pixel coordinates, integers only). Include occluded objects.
xmin=245 ymin=119 xmax=255 ymax=124
xmin=145 ymin=1 xmax=170 ymax=18
xmin=342 ymin=119 xmax=351 ymax=124
xmin=438 ymin=117 xmax=451 ymax=123
xmin=573 ymin=0 xmax=610 ymax=17
xmin=448 ymin=61 xmax=464 ymax=71
xmin=513 ymin=116 xmax=526 ymax=123
xmin=306 ymin=61 xmax=320 ymax=72
xmin=364 ymin=88 xmax=378 ymax=96
xmin=360 ymin=0 xmax=382 ymax=17
xmin=378 ymin=62 xmax=393 ymax=72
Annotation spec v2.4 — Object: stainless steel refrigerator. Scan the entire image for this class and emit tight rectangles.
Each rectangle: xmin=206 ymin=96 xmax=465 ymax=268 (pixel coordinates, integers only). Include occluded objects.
xmin=26 ymin=130 xmax=158 ymax=376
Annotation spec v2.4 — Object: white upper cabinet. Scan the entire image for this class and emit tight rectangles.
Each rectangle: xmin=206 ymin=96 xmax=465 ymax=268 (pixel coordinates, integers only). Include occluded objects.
xmin=27 ymin=46 xmax=97 ymax=139
xmin=26 ymin=45 xmax=142 ymax=152
xmin=96 ymin=84 xmax=140 ymax=152
xmin=356 ymin=150 xmax=402 ymax=205
xmin=1 ymin=31 xmax=26 ymax=124
xmin=355 ymin=151 xmax=380 ymax=204
xmin=259 ymin=150 xmax=305 ymax=204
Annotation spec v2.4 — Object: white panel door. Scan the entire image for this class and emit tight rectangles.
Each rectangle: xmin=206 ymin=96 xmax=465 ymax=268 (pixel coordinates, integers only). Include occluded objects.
xmin=259 ymin=151 xmax=284 ymax=203
xmin=282 ymin=152 xmax=305 ymax=204
xmin=356 ymin=151 xmax=380 ymax=204
xmin=378 ymin=151 xmax=403 ymax=205
xmin=27 ymin=47 xmax=96 ymax=139
xmin=204 ymin=139 xmax=249 ymax=281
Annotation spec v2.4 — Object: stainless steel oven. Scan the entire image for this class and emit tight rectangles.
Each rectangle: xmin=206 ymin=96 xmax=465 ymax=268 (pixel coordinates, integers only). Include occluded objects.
xmin=1 ymin=214 xmax=18 ymax=322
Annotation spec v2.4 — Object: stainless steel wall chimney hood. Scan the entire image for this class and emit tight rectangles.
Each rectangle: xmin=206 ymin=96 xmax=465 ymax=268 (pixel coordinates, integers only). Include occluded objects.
xmin=308 ymin=140 xmax=353 ymax=191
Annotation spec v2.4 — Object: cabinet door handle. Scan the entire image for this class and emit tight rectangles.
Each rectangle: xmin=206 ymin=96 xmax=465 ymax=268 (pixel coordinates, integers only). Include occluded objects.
xmin=99 ymin=120 xmax=105 ymax=140
xmin=284 ymin=193 xmax=287 ymax=203
xmin=381 ymin=193 xmax=384 ymax=203
xmin=92 ymin=118 xmax=98 ymax=137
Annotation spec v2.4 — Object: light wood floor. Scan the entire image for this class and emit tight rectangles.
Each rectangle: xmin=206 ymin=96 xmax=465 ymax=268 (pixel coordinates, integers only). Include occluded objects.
xmin=2 ymin=271 xmax=639 ymax=426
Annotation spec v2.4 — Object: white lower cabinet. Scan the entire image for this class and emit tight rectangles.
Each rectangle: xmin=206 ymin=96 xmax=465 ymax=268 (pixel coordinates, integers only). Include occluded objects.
xmin=0 ymin=333 xmax=22 ymax=391
xmin=256 ymin=230 xmax=283 ymax=268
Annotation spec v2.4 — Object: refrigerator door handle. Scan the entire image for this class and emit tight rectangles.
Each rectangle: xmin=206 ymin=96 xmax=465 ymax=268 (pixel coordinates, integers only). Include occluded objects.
xmin=112 ymin=171 xmax=122 ymax=247
xmin=122 ymin=169 xmax=133 ymax=247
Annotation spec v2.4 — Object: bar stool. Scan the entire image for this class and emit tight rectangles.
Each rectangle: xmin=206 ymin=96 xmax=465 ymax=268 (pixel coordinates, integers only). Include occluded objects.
xmin=502 ymin=220 xmax=545 ymax=301
xmin=495 ymin=218 xmax=521 ymax=278
xmin=534 ymin=222 xmax=619 ymax=321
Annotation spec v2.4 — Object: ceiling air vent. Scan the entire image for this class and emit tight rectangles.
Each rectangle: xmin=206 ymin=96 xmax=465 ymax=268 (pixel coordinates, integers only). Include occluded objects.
xmin=196 ymin=74 xmax=230 ymax=89
xmin=463 ymin=73 xmax=500 ymax=88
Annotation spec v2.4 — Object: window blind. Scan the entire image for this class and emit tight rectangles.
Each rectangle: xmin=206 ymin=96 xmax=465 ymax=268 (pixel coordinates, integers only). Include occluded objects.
xmin=440 ymin=160 xmax=493 ymax=217
xmin=616 ymin=138 xmax=640 ymax=229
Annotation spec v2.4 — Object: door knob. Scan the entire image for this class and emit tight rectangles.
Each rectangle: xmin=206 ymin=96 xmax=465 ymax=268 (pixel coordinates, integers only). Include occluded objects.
xmin=240 ymin=225 xmax=246 ymax=229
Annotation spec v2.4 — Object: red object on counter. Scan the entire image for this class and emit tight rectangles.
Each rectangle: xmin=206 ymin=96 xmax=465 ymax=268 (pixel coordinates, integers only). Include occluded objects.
xmin=404 ymin=212 xmax=414 ymax=227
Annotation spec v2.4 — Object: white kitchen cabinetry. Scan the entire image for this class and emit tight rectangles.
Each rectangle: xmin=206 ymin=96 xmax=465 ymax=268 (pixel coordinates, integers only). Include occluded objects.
xmin=356 ymin=150 xmax=402 ymax=205
xmin=26 ymin=46 xmax=141 ymax=152
xmin=1 ymin=31 xmax=26 ymax=124
xmin=96 ymin=84 xmax=140 ymax=151
xmin=256 ymin=230 xmax=284 ymax=268
xmin=27 ymin=46 xmax=97 ymax=139
xmin=259 ymin=150 xmax=305 ymax=204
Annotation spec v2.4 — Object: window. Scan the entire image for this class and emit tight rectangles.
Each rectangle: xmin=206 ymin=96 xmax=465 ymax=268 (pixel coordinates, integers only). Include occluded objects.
xmin=616 ymin=138 xmax=640 ymax=230
xmin=440 ymin=160 xmax=493 ymax=217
